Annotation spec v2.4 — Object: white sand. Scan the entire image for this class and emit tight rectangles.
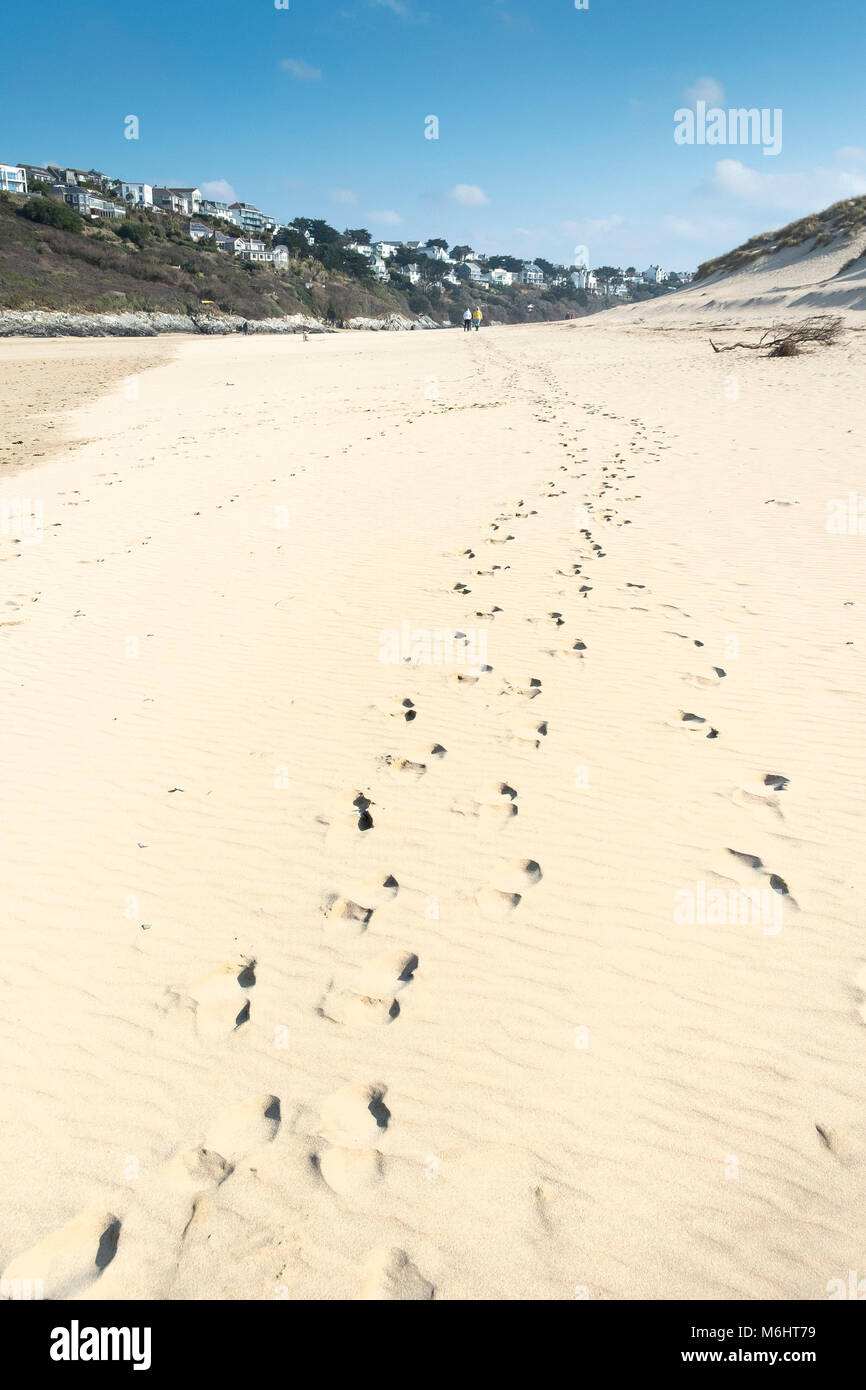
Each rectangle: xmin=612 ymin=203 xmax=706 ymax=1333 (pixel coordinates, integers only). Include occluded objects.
xmin=1 ymin=302 xmax=865 ymax=1300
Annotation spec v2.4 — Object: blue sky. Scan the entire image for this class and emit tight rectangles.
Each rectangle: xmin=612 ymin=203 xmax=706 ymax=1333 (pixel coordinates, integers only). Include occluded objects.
xmin=3 ymin=0 xmax=864 ymax=270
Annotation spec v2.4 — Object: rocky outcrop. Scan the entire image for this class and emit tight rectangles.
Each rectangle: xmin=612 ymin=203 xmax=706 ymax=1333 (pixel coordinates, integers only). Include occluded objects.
xmin=0 ymin=308 xmax=444 ymax=338
xmin=343 ymin=313 xmax=440 ymax=331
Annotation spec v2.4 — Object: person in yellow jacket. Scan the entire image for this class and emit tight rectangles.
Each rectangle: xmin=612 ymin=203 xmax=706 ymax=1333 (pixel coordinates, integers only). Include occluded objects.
xmin=472 ymin=307 xmax=483 ymax=331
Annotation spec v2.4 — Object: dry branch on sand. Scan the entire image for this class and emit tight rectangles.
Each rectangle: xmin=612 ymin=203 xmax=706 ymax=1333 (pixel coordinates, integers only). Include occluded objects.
xmin=709 ymin=315 xmax=843 ymax=357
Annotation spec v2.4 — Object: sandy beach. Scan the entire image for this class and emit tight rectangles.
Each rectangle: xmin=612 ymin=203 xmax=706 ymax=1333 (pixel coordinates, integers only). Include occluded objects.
xmin=1 ymin=311 xmax=865 ymax=1301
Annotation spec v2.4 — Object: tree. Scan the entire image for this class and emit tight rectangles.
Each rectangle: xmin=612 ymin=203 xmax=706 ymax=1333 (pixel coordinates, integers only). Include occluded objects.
xmin=487 ymin=254 xmax=522 ymax=274
xmin=451 ymin=244 xmax=473 ymax=262
xmin=625 ymin=266 xmax=636 ymax=277
xmin=274 ymin=226 xmax=310 ymax=256
xmin=420 ymin=258 xmax=448 ymax=283
xmin=343 ymin=227 xmax=371 ymax=245
xmin=593 ymin=264 xmax=621 ymax=293
xmin=534 ymin=257 xmax=561 ymax=279
xmin=426 ymin=237 xmax=448 ymax=250
xmin=292 ymin=217 xmax=341 ymax=245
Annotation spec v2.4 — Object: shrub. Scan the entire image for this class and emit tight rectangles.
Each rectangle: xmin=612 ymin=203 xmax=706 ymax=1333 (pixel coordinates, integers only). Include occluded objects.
xmin=17 ymin=194 xmax=84 ymax=233
xmin=116 ymin=220 xmax=151 ymax=247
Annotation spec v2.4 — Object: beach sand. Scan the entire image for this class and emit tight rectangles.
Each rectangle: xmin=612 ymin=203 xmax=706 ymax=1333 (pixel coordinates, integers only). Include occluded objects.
xmin=1 ymin=314 xmax=865 ymax=1301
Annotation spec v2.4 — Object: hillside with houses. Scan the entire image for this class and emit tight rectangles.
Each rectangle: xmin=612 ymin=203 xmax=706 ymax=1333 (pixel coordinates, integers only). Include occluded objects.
xmin=0 ymin=159 xmax=693 ymax=327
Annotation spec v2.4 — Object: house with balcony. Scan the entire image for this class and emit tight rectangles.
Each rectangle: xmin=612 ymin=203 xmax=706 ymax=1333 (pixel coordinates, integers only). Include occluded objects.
xmin=456 ymin=261 xmax=482 ymax=282
xmin=51 ymin=185 xmax=126 ymax=219
xmin=200 ymin=199 xmax=239 ymax=224
xmin=484 ymin=267 xmax=515 ymax=286
xmin=230 ymin=202 xmax=277 ymax=235
xmin=165 ymin=186 xmax=201 ymax=214
xmin=372 ymin=240 xmax=399 ymax=260
xmin=153 ymin=187 xmax=190 ymax=215
xmin=20 ymin=164 xmax=55 ymax=189
xmin=186 ymin=221 xmax=213 ymax=242
xmin=0 ymin=163 xmax=27 ymax=194
xmin=519 ymin=262 xmax=544 ymax=286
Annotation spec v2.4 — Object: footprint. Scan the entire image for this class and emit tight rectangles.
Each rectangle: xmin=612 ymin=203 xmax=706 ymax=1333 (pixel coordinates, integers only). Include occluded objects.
xmin=726 ymin=850 xmax=792 ymax=900
xmin=319 ymin=1082 xmax=390 ymax=1148
xmin=511 ymin=720 xmax=548 ymax=748
xmin=503 ymin=676 xmax=543 ymax=699
xmin=476 ymin=887 xmax=522 ymax=920
xmin=678 ymin=712 xmax=719 ymax=739
xmin=79 ymin=1149 xmax=231 ymax=1301
xmin=1 ymin=1209 xmax=120 ymax=1301
xmin=382 ymin=697 xmax=417 ymax=722
xmin=323 ymin=875 xmax=398 ymax=932
xmin=186 ymin=956 xmax=256 ymax=1038
xmin=492 ymin=859 xmax=543 ymax=899
xmin=353 ymin=948 xmax=418 ymax=998
xmin=318 ymin=1146 xmax=384 ymax=1195
xmin=321 ymin=788 xmax=374 ymax=834
xmin=764 ymin=773 xmax=789 ymax=791
xmin=203 ymin=1094 xmax=281 ymax=1165
xmin=324 ymin=896 xmax=375 ymax=931
xmin=359 ymin=1246 xmax=434 ymax=1300
xmin=380 ymin=744 xmax=446 ymax=777
xmin=318 ymin=989 xmax=400 ymax=1027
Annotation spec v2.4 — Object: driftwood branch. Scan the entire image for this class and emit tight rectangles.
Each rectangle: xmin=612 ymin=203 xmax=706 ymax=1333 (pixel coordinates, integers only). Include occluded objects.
xmin=710 ymin=315 xmax=843 ymax=357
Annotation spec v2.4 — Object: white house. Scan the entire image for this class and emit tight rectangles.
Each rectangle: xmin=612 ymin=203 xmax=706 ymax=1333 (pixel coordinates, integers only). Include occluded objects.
xmin=271 ymin=245 xmax=289 ymax=267
xmin=396 ymin=263 xmax=421 ymax=285
xmin=485 ymin=267 xmax=515 ymax=286
xmin=200 ymin=198 xmax=238 ymax=224
xmin=372 ymin=240 xmax=399 ymax=260
xmin=119 ymin=182 xmax=153 ymax=207
xmin=166 ymin=186 xmax=201 ymax=214
xmin=0 ymin=163 xmax=27 ymax=194
xmin=418 ymin=244 xmax=454 ymax=263
xmin=519 ymin=262 xmax=544 ymax=286
xmin=642 ymin=264 xmax=667 ymax=283
xmin=370 ymin=254 xmax=390 ymax=280
xmin=153 ymin=187 xmax=190 ymax=215
xmin=346 ymin=241 xmax=373 ymax=258
xmin=570 ymin=268 xmax=598 ymax=293
xmin=456 ymin=261 xmax=482 ymax=282
xmin=186 ymin=221 xmax=213 ymax=242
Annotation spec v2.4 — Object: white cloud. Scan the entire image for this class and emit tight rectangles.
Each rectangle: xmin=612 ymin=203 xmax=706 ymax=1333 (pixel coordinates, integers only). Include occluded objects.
xmin=662 ymin=215 xmax=703 ymax=239
xmin=200 ymin=179 xmax=236 ymax=203
xmin=685 ymin=75 xmax=725 ymax=106
xmin=710 ymin=157 xmax=866 ymax=212
xmin=280 ymin=58 xmax=322 ymax=81
xmin=328 ymin=187 xmax=358 ymax=204
xmin=561 ymin=215 xmax=625 ymax=239
xmin=450 ymin=184 xmax=489 ymax=207
xmin=836 ymin=146 xmax=866 ymax=164
xmin=370 ymin=208 xmax=403 ymax=226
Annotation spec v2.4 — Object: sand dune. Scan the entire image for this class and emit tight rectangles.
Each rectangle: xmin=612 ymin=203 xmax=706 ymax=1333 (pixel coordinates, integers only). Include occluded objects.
xmin=622 ymin=226 xmax=866 ymax=327
xmin=0 ymin=315 xmax=864 ymax=1300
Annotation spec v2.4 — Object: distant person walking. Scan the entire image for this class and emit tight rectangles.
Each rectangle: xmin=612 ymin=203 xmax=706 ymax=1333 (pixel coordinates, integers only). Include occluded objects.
xmin=463 ymin=308 xmax=473 ymax=332
xmin=473 ymin=307 xmax=483 ymax=331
